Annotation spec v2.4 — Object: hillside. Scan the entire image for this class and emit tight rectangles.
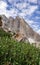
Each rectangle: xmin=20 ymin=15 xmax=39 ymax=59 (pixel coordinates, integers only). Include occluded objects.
xmin=0 ymin=28 xmax=40 ymax=65
xmin=0 ymin=15 xmax=40 ymax=47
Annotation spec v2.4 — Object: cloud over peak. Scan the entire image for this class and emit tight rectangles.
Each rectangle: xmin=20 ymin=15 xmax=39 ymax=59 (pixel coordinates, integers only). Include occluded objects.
xmin=0 ymin=0 xmax=40 ymax=34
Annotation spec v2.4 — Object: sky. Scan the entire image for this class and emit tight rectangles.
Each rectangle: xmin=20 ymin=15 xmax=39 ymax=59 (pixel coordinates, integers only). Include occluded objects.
xmin=0 ymin=0 xmax=40 ymax=34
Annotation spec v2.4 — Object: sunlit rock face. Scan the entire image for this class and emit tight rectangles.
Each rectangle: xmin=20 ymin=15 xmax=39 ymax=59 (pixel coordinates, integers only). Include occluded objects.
xmin=0 ymin=15 xmax=40 ymax=46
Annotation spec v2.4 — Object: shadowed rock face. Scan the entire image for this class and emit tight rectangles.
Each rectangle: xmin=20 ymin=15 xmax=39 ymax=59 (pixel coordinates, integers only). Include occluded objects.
xmin=0 ymin=16 xmax=2 ymax=26
xmin=0 ymin=15 xmax=40 ymax=46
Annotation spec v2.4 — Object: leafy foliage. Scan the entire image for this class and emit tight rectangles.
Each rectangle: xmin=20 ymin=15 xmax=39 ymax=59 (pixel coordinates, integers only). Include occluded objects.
xmin=0 ymin=28 xmax=11 ymax=37
xmin=0 ymin=28 xmax=40 ymax=65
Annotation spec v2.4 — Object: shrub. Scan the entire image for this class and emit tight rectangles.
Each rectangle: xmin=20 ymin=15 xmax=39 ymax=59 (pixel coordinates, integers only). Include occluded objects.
xmin=0 ymin=37 xmax=40 ymax=65
xmin=0 ymin=28 xmax=40 ymax=65
xmin=0 ymin=28 xmax=11 ymax=37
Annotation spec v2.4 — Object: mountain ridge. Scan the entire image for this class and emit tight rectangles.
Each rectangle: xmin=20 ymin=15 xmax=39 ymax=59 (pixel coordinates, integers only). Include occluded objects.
xmin=0 ymin=15 xmax=40 ymax=47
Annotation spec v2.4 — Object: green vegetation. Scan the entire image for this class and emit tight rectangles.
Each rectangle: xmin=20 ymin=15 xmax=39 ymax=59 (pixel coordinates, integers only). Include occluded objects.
xmin=0 ymin=28 xmax=12 ymax=37
xmin=0 ymin=28 xmax=40 ymax=65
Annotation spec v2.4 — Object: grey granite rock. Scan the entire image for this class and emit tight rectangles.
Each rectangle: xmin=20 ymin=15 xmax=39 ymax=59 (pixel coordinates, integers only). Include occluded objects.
xmin=0 ymin=15 xmax=40 ymax=46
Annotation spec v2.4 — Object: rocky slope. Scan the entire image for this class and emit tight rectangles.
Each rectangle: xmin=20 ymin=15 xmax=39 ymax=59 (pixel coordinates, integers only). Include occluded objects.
xmin=0 ymin=15 xmax=40 ymax=47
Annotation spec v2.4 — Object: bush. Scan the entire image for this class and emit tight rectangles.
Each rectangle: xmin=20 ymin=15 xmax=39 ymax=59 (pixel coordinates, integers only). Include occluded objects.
xmin=0 ymin=28 xmax=12 ymax=37
xmin=0 ymin=28 xmax=40 ymax=65
xmin=0 ymin=37 xmax=40 ymax=65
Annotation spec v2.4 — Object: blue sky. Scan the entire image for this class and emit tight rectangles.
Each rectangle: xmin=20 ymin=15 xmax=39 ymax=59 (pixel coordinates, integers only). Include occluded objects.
xmin=0 ymin=0 xmax=40 ymax=34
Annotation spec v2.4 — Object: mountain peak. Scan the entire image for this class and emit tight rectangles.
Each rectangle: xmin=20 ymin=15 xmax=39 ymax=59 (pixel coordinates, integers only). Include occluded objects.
xmin=0 ymin=15 xmax=40 ymax=47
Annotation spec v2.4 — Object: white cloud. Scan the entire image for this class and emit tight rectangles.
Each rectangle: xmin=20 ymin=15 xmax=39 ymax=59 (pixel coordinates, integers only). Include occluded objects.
xmin=14 ymin=3 xmax=29 ymax=9
xmin=0 ymin=1 xmax=18 ymax=17
xmin=0 ymin=1 xmax=7 ymax=9
xmin=0 ymin=0 xmax=38 ymax=17
xmin=31 ymin=24 xmax=40 ymax=35
xmin=14 ymin=2 xmax=37 ymax=16
xmin=25 ymin=19 xmax=40 ymax=35
xmin=25 ymin=19 xmax=34 ymax=25
xmin=0 ymin=1 xmax=9 ymax=17
xmin=36 ymin=11 xmax=40 ymax=14
xmin=28 ymin=0 xmax=37 ymax=4
xmin=37 ymin=29 xmax=40 ymax=35
xmin=7 ymin=0 xmax=38 ymax=4
xmin=35 ymin=16 xmax=40 ymax=19
xmin=8 ymin=0 xmax=19 ymax=3
xmin=32 ymin=25 xmax=38 ymax=29
xmin=13 ymin=3 xmax=38 ymax=18
xmin=8 ymin=0 xmax=14 ymax=3
xmin=0 ymin=0 xmax=40 ymax=35
xmin=6 ymin=8 xmax=18 ymax=17
xmin=18 ymin=12 xmax=26 ymax=18
xmin=29 ymin=5 xmax=37 ymax=14
xmin=22 ymin=5 xmax=37 ymax=15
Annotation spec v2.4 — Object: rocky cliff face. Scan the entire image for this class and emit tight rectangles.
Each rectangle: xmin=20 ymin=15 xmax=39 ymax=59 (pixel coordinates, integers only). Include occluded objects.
xmin=0 ymin=16 xmax=2 ymax=26
xmin=0 ymin=15 xmax=40 ymax=47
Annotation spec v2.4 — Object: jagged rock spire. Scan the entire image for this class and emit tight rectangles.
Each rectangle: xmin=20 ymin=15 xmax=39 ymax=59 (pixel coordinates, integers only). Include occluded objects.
xmin=0 ymin=15 xmax=40 ymax=47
